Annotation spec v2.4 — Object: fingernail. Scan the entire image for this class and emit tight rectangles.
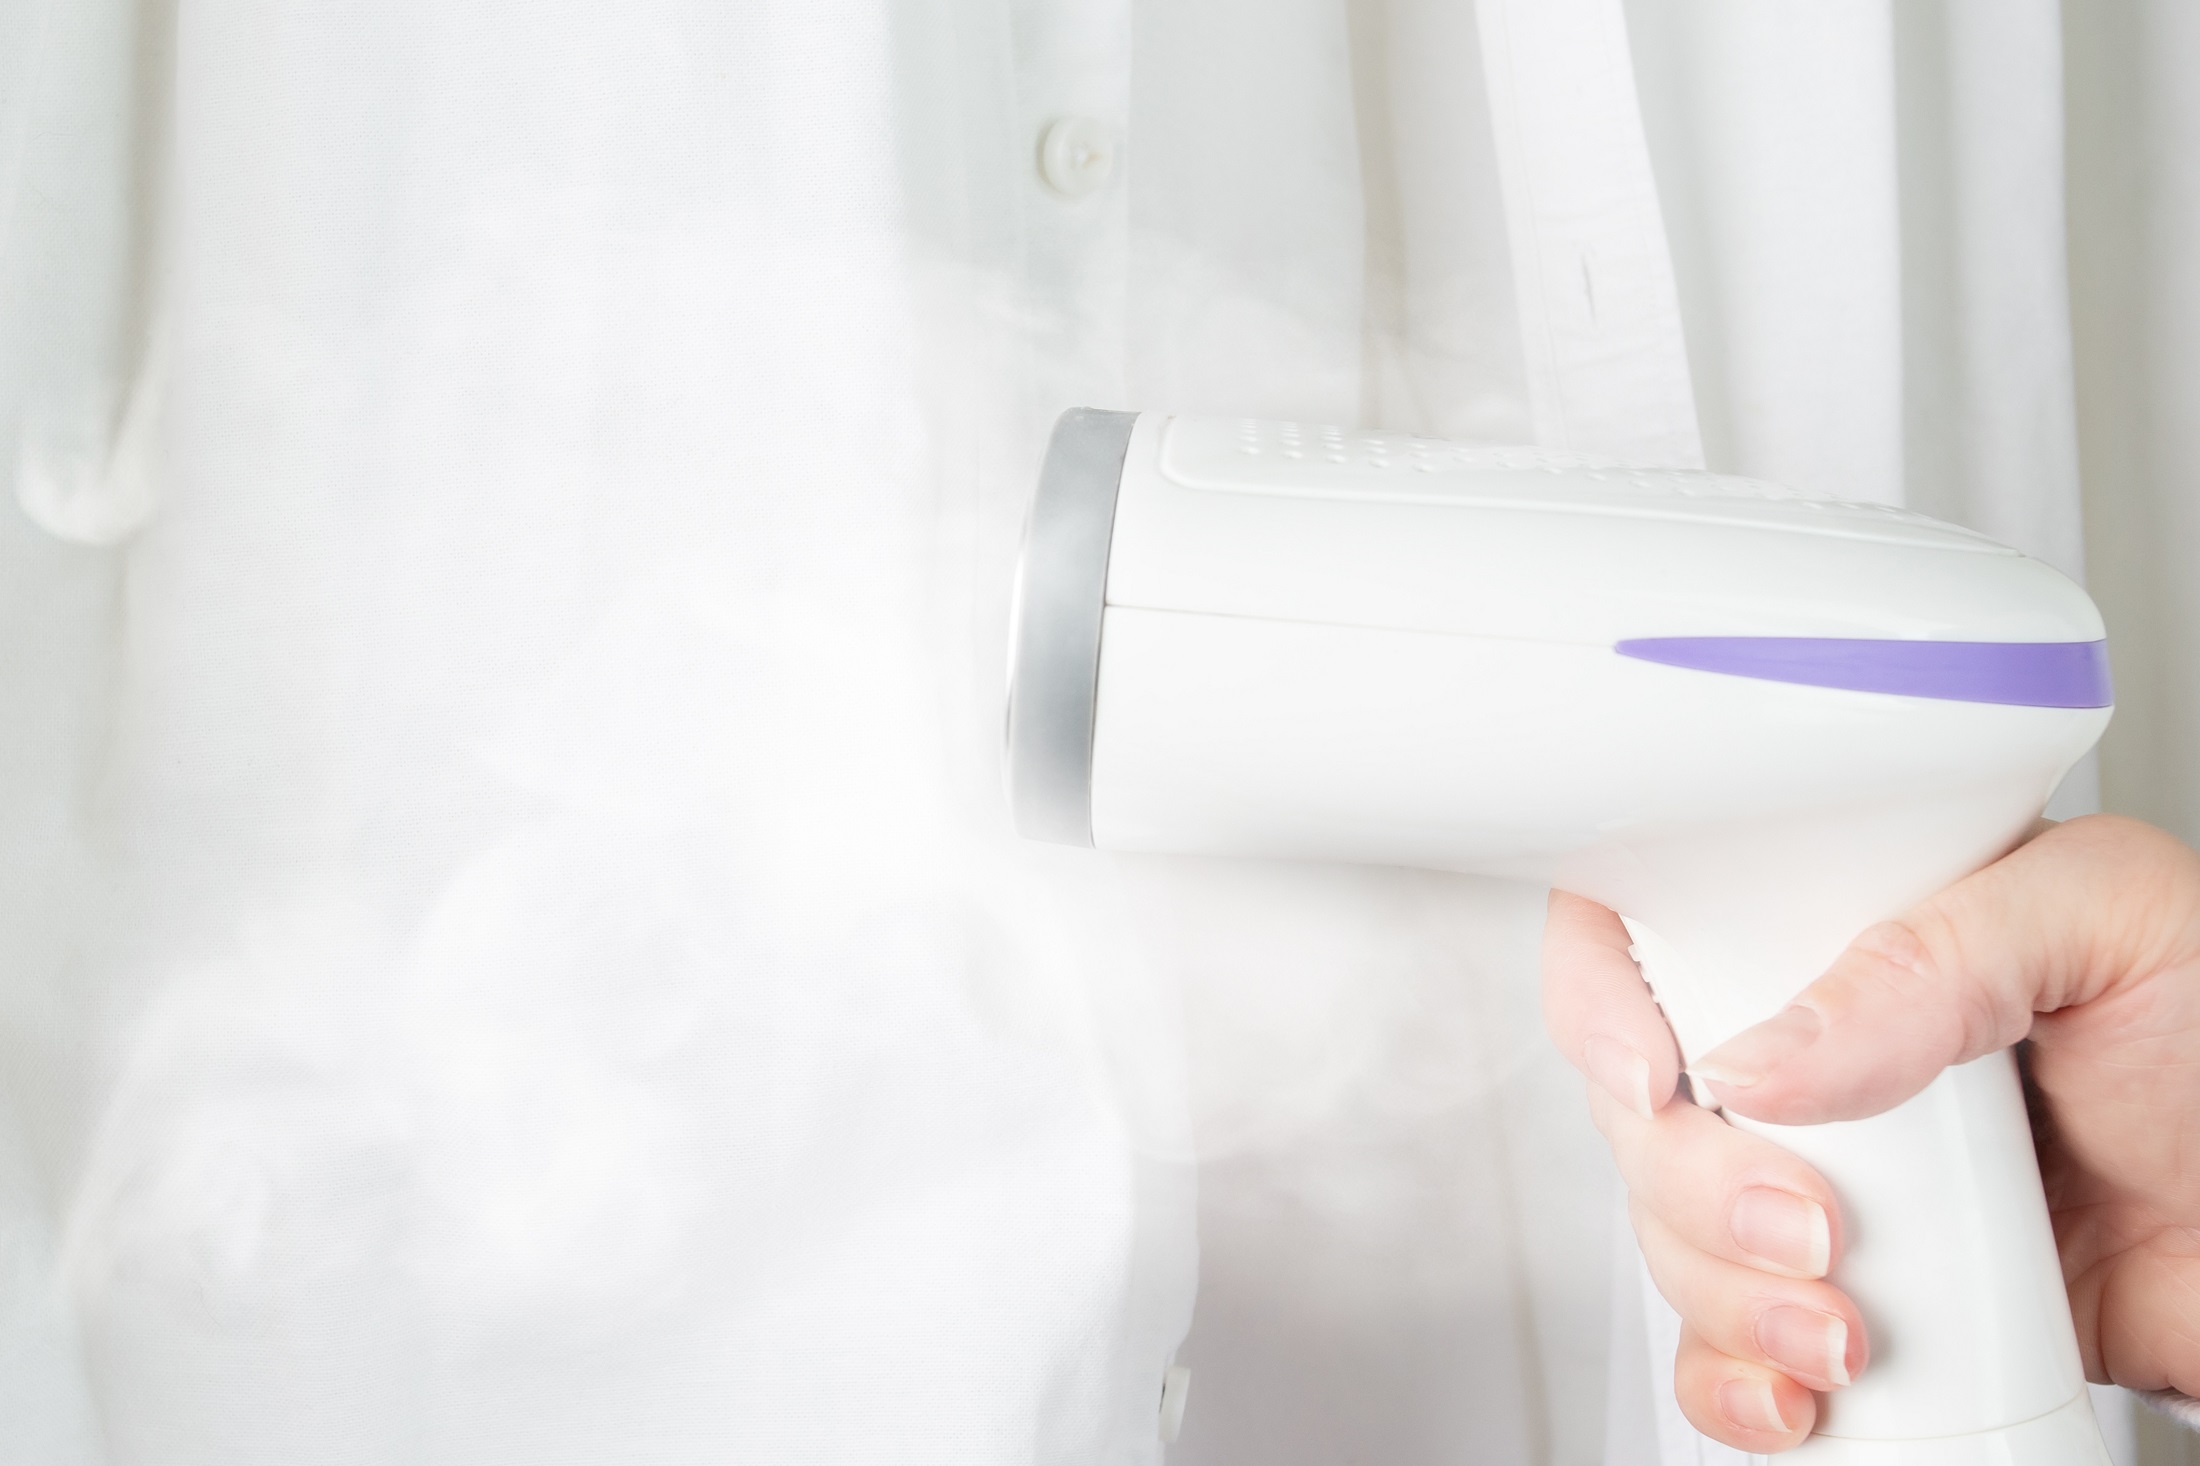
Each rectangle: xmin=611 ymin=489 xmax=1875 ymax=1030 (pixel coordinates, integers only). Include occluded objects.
xmin=1696 ymin=1004 xmax=1824 ymax=1089
xmin=1731 ymin=1187 xmax=1832 ymax=1276
xmin=1757 ymin=1305 xmax=1852 ymax=1389
xmin=1707 ymin=1373 xmax=1795 ymax=1426
xmin=1581 ymin=1035 xmax=1654 ymax=1118
xmin=1716 ymin=1376 xmax=1791 ymax=1435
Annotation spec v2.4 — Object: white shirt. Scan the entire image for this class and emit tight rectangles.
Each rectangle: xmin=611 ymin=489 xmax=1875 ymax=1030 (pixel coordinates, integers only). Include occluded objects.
xmin=0 ymin=1 xmax=2156 ymax=1462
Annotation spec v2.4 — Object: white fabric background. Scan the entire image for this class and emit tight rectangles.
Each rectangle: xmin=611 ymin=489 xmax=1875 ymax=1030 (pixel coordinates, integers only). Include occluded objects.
xmin=2066 ymin=0 xmax=2200 ymax=857
xmin=0 ymin=1 xmax=2189 ymax=1464
xmin=5 ymin=4 xmax=1199 ymax=1462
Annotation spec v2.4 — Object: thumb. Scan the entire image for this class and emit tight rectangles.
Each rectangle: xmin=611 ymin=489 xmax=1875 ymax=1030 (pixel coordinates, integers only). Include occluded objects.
xmin=1694 ymin=815 xmax=2200 ymax=1126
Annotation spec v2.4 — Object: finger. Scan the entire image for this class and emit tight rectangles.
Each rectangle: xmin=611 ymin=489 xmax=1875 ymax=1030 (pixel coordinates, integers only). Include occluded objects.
xmin=2090 ymin=1247 xmax=2200 ymax=1396
xmin=1632 ymin=1200 xmax=1867 ymax=1393
xmin=1695 ymin=815 xmax=2200 ymax=1125
xmin=1543 ymin=890 xmax=1682 ymax=1117
xmin=1674 ymin=1323 xmax=1817 ymax=1451
xmin=1587 ymin=1080 xmax=1839 ymax=1279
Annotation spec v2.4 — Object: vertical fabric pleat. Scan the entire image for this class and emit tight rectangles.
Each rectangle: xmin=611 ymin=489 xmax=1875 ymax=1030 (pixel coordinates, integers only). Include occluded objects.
xmin=2067 ymin=0 xmax=2200 ymax=858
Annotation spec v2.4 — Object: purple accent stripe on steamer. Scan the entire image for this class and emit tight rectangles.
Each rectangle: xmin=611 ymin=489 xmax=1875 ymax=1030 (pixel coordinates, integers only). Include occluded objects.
xmin=1613 ymin=638 xmax=2113 ymax=709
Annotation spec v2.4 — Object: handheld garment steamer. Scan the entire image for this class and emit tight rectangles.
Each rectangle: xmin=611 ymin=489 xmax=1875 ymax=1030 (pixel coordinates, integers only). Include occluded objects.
xmin=1006 ymin=410 xmax=2116 ymax=1464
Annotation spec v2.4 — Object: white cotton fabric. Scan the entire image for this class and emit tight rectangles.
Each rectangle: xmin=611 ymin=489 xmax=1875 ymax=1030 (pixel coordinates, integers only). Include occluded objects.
xmin=0 ymin=0 xmax=1613 ymax=1461
xmin=0 ymin=2 xmax=2183 ymax=1464
xmin=3 ymin=3 xmax=1206 ymax=1462
xmin=2066 ymin=0 xmax=2200 ymax=851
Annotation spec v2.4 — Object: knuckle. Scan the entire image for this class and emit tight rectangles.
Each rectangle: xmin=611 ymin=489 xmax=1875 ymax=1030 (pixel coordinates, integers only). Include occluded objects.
xmin=1846 ymin=916 xmax=1941 ymax=1002
xmin=1845 ymin=913 xmax=2013 ymax=1061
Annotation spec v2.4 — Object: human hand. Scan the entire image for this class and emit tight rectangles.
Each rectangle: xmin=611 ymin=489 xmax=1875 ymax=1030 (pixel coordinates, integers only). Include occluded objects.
xmin=1543 ymin=814 xmax=2200 ymax=1450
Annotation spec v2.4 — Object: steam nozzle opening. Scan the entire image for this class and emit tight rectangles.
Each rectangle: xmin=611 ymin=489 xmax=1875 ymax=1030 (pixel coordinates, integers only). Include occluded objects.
xmin=1005 ymin=407 xmax=1138 ymax=847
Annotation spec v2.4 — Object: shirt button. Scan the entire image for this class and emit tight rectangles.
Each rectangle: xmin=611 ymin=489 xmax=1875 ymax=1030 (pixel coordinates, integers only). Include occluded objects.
xmin=1037 ymin=116 xmax=1116 ymax=198
xmin=1158 ymin=1363 xmax=1192 ymax=1441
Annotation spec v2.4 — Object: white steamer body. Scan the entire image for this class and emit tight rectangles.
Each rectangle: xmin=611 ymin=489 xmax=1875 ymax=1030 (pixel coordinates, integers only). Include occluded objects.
xmin=1007 ymin=411 xmax=2114 ymax=1464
